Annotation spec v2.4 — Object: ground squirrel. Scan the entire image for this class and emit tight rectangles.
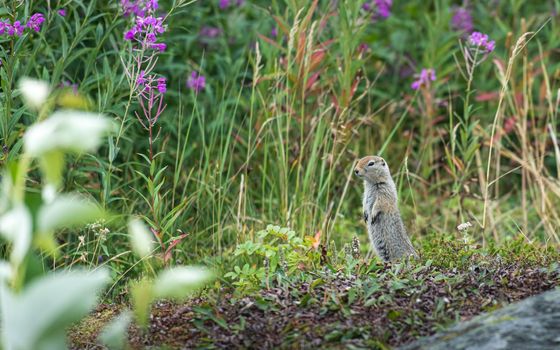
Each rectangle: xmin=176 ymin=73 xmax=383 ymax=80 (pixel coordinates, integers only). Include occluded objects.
xmin=354 ymin=156 xmax=417 ymax=261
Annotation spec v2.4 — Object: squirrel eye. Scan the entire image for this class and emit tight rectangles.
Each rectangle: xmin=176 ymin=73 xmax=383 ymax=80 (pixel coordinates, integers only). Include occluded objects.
xmin=368 ymin=161 xmax=375 ymax=166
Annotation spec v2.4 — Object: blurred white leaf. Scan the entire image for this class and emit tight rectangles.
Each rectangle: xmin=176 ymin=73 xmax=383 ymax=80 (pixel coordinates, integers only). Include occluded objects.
xmin=0 ymin=205 xmax=32 ymax=265
xmin=0 ymin=269 xmax=109 ymax=350
xmin=128 ymin=219 xmax=155 ymax=258
xmin=23 ymin=110 xmax=116 ymax=157
xmin=42 ymin=184 xmax=57 ymax=204
xmin=98 ymin=310 xmax=132 ymax=350
xmin=154 ymin=266 xmax=213 ymax=300
xmin=38 ymin=194 xmax=105 ymax=234
xmin=18 ymin=78 xmax=50 ymax=110
xmin=0 ymin=261 xmax=13 ymax=284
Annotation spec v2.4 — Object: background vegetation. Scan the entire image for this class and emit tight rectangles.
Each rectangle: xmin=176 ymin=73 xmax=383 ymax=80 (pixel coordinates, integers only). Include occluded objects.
xmin=1 ymin=0 xmax=560 ymax=348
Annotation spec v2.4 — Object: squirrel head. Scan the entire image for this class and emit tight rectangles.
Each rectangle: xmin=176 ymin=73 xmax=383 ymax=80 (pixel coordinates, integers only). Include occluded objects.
xmin=354 ymin=155 xmax=391 ymax=183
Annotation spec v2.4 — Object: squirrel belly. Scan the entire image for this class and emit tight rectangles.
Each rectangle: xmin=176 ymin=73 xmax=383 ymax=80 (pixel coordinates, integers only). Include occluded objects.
xmin=369 ymin=211 xmax=416 ymax=261
xmin=355 ymin=155 xmax=417 ymax=262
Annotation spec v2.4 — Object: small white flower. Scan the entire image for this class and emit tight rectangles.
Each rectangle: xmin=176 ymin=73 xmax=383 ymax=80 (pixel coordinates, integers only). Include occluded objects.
xmin=18 ymin=78 xmax=50 ymax=110
xmin=457 ymin=222 xmax=473 ymax=232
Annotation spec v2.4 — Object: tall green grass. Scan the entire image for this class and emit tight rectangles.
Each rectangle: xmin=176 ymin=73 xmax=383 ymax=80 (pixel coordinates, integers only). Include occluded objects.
xmin=1 ymin=0 xmax=559 ymax=290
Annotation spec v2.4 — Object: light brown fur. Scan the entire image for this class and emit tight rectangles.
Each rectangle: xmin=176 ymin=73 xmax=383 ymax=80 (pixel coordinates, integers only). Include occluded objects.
xmin=354 ymin=156 xmax=417 ymax=261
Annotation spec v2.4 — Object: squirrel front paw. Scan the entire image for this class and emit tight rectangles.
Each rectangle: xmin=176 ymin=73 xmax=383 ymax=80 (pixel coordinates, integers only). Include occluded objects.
xmin=370 ymin=212 xmax=382 ymax=225
xmin=363 ymin=211 xmax=368 ymax=223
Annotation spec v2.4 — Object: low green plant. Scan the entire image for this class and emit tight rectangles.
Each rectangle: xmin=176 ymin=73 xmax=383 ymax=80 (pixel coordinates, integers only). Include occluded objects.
xmin=224 ymin=225 xmax=321 ymax=294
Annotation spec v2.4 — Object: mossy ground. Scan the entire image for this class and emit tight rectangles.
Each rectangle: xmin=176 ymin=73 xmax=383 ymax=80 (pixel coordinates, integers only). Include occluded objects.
xmin=69 ymin=236 xmax=560 ymax=349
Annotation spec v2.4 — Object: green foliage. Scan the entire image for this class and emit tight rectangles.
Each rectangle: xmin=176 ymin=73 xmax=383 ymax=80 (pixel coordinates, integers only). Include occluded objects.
xmin=224 ymin=225 xmax=317 ymax=294
xmin=2 ymin=0 xmax=560 ymax=347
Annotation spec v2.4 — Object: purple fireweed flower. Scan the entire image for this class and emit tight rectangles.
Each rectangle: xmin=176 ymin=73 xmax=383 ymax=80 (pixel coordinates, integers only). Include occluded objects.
xmin=26 ymin=13 xmax=45 ymax=32
xmin=121 ymin=0 xmax=140 ymax=16
xmin=6 ymin=22 xmax=16 ymax=36
xmin=219 ymin=0 xmax=243 ymax=9
xmin=60 ymin=80 xmax=79 ymax=95
xmin=8 ymin=21 xmax=24 ymax=36
xmin=469 ymin=31 xmax=495 ymax=53
xmin=157 ymin=77 xmax=167 ymax=93
xmin=271 ymin=26 xmax=278 ymax=38
xmin=121 ymin=0 xmax=159 ymax=17
xmin=411 ymin=68 xmax=436 ymax=90
xmin=151 ymin=42 xmax=166 ymax=52
xmin=146 ymin=32 xmax=156 ymax=42
xmin=147 ymin=0 xmax=159 ymax=10
xmin=0 ymin=13 xmax=46 ymax=37
xmin=187 ymin=71 xmax=206 ymax=93
xmin=199 ymin=26 xmax=222 ymax=38
xmin=137 ymin=70 xmax=146 ymax=86
xmin=124 ymin=13 xmax=167 ymax=47
xmin=358 ymin=43 xmax=369 ymax=56
xmin=363 ymin=0 xmax=392 ymax=20
xmin=375 ymin=0 xmax=392 ymax=18
xmin=451 ymin=7 xmax=473 ymax=34
xmin=14 ymin=21 xmax=24 ymax=35
xmin=58 ymin=9 xmax=67 ymax=17
xmin=485 ymin=40 xmax=496 ymax=52
xmin=124 ymin=29 xmax=136 ymax=40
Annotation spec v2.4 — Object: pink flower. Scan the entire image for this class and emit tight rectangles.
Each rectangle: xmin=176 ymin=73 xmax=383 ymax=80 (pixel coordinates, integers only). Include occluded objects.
xmin=363 ymin=0 xmax=392 ymax=20
xmin=137 ymin=70 xmax=146 ymax=86
xmin=468 ymin=31 xmax=495 ymax=53
xmin=219 ymin=0 xmax=230 ymax=9
xmin=124 ymin=29 xmax=136 ymax=40
xmin=26 ymin=13 xmax=45 ymax=33
xmin=186 ymin=71 xmax=206 ymax=93
xmin=199 ymin=26 xmax=222 ymax=39
xmin=157 ymin=77 xmax=167 ymax=93
xmin=151 ymin=42 xmax=166 ymax=52
xmin=58 ymin=9 xmax=67 ymax=17
xmin=451 ymin=7 xmax=473 ymax=34
xmin=411 ymin=68 xmax=436 ymax=90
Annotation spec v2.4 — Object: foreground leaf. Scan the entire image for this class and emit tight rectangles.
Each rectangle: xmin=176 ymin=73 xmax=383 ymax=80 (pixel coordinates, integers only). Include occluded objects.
xmin=0 ymin=205 xmax=32 ymax=265
xmin=0 ymin=269 xmax=109 ymax=350
xmin=98 ymin=310 xmax=132 ymax=350
xmin=154 ymin=266 xmax=214 ymax=300
xmin=23 ymin=110 xmax=116 ymax=157
xmin=128 ymin=218 xmax=155 ymax=258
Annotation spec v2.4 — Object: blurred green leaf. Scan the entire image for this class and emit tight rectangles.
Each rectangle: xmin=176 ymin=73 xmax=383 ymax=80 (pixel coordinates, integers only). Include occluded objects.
xmin=0 ymin=269 xmax=109 ymax=350
xmin=39 ymin=151 xmax=65 ymax=190
xmin=153 ymin=266 xmax=214 ymax=300
xmin=130 ymin=277 xmax=154 ymax=329
xmin=98 ymin=310 xmax=132 ymax=350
